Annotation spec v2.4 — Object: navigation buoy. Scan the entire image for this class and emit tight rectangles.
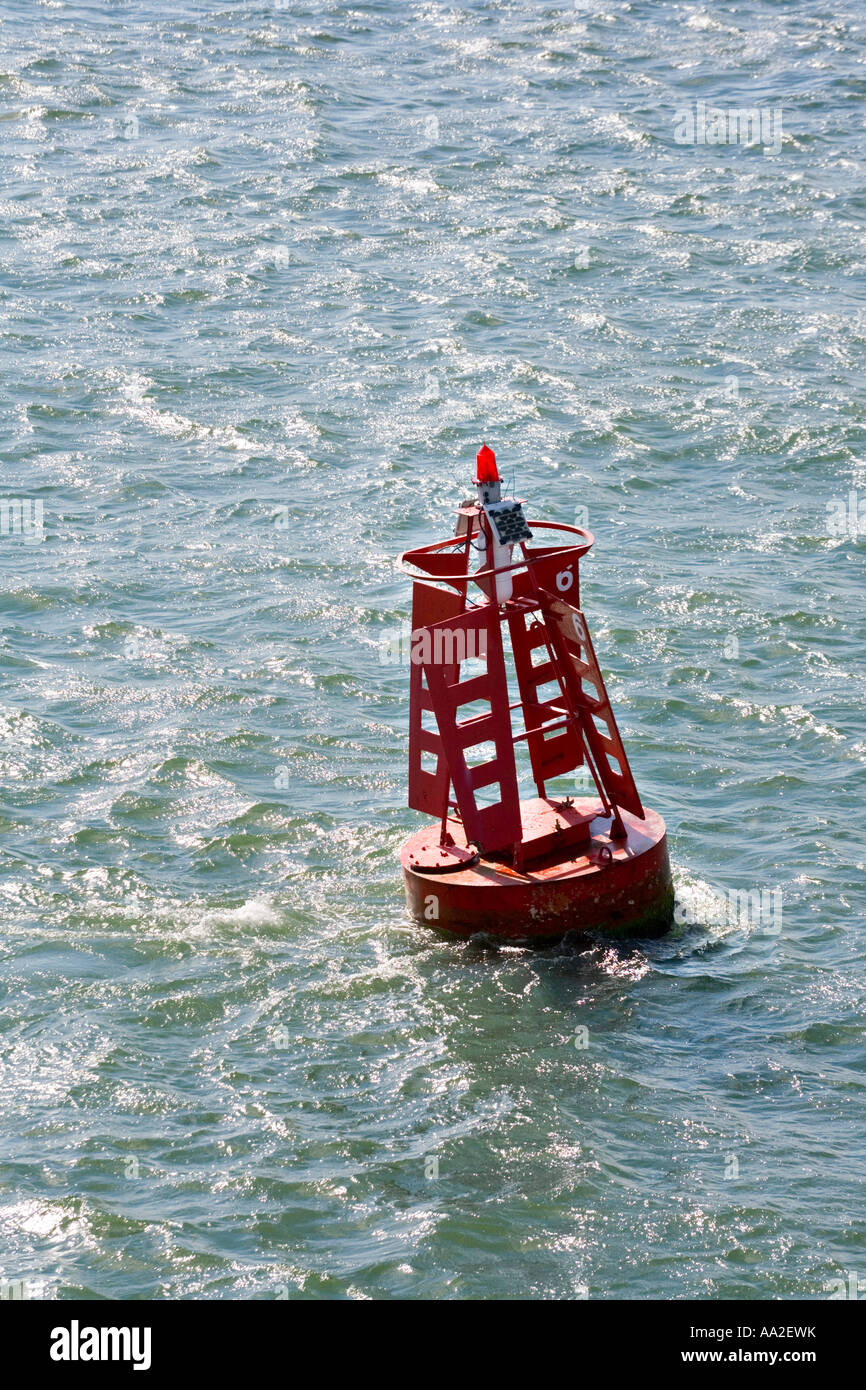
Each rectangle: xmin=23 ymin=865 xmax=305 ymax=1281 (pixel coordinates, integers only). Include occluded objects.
xmin=397 ymin=444 xmax=674 ymax=943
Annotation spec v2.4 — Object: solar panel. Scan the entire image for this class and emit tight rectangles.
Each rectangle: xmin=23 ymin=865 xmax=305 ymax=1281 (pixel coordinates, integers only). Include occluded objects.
xmin=485 ymin=501 xmax=533 ymax=546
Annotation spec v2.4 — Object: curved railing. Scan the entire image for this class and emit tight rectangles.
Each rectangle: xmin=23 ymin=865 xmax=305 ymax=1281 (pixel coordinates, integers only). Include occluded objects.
xmin=399 ymin=520 xmax=594 ymax=589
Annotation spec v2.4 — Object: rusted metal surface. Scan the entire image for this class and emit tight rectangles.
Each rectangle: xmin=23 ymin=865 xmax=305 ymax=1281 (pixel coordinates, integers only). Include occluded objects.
xmin=512 ymin=795 xmax=597 ymax=865
xmin=405 ymin=840 xmax=479 ymax=873
xmin=401 ymin=800 xmax=673 ymax=942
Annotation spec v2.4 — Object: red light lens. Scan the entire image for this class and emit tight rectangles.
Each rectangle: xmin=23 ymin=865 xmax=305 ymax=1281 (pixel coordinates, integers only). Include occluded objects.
xmin=475 ymin=442 xmax=498 ymax=483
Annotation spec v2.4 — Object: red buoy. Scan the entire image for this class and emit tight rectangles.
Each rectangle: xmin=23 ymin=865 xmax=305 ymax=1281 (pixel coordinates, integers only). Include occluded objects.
xmin=397 ymin=446 xmax=674 ymax=943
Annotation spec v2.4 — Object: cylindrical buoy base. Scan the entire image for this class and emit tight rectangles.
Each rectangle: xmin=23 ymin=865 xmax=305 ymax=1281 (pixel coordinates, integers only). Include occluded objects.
xmin=400 ymin=799 xmax=673 ymax=943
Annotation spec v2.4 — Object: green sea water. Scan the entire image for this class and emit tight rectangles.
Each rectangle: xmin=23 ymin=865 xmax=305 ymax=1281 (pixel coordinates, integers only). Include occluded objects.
xmin=0 ymin=0 xmax=864 ymax=1300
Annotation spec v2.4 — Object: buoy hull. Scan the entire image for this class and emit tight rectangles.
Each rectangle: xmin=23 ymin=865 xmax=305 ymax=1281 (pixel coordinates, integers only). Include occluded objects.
xmin=400 ymin=799 xmax=673 ymax=943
